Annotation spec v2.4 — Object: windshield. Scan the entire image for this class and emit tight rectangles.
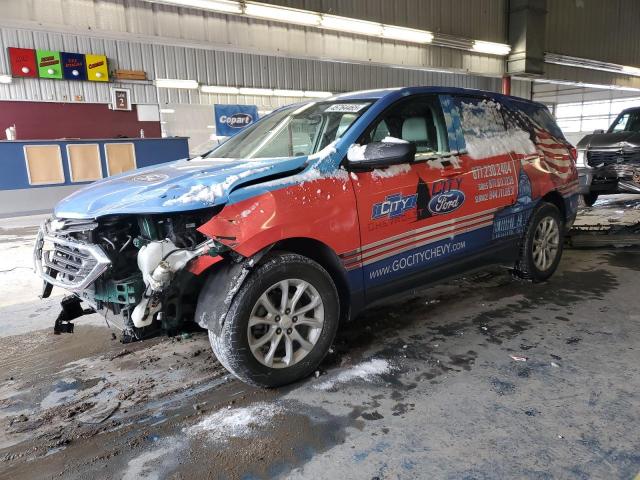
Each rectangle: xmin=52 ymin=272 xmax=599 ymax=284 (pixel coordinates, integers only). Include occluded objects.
xmin=207 ymin=101 xmax=373 ymax=159
xmin=609 ymin=110 xmax=640 ymax=133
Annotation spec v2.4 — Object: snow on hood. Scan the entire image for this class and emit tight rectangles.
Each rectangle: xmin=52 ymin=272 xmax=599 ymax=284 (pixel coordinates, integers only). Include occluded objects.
xmin=53 ymin=155 xmax=309 ymax=219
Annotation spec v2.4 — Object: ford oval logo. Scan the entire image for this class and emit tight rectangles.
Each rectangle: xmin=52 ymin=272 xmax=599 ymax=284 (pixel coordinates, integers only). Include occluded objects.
xmin=219 ymin=113 xmax=254 ymax=128
xmin=428 ymin=190 xmax=465 ymax=215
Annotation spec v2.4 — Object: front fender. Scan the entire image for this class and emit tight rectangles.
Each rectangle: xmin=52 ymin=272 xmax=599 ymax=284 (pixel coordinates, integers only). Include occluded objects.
xmin=194 ymin=247 xmax=271 ymax=334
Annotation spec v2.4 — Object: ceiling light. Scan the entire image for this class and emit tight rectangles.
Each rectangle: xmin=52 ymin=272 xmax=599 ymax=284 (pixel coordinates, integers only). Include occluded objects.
xmin=273 ymin=89 xmax=305 ymax=97
xmin=382 ymin=26 xmax=433 ymax=44
xmin=622 ymin=66 xmax=640 ymax=76
xmin=304 ymin=91 xmax=333 ymax=98
xmin=472 ymin=40 xmax=511 ymax=56
xmin=0 ymin=75 xmax=12 ymax=84
xmin=155 ymin=78 xmax=199 ymax=89
xmin=160 ymin=108 xmax=175 ymax=114
xmin=238 ymin=87 xmax=274 ymax=96
xmin=244 ymin=2 xmax=320 ymax=26
xmin=201 ymin=85 xmax=240 ymax=94
xmin=149 ymin=0 xmax=241 ymax=14
xmin=320 ymin=15 xmax=383 ymax=37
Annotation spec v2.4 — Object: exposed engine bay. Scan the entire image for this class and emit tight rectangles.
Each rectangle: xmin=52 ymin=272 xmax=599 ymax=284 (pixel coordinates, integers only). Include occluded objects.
xmin=34 ymin=210 xmax=227 ymax=341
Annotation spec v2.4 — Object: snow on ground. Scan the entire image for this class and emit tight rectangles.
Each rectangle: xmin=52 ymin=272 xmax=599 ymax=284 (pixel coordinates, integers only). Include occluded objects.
xmin=186 ymin=402 xmax=284 ymax=442
xmin=314 ymin=358 xmax=392 ymax=390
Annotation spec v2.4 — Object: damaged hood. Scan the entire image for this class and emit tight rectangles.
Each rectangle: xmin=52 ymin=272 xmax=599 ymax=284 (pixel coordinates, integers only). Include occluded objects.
xmin=54 ymin=156 xmax=309 ymax=219
xmin=577 ymin=131 xmax=640 ymax=150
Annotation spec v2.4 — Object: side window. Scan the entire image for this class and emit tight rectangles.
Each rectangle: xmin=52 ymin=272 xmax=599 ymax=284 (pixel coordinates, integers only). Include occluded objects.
xmin=611 ymin=113 xmax=630 ymax=132
xmin=508 ymin=101 xmax=566 ymax=141
xmin=455 ymin=96 xmax=506 ymax=138
xmin=363 ymin=96 xmax=449 ymax=158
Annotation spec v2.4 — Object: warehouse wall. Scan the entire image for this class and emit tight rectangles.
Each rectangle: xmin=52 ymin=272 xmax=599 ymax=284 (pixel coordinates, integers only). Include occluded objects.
xmin=0 ymin=0 xmax=507 ymax=77
xmin=546 ymin=0 xmax=640 ymax=67
xmin=0 ymin=25 xmax=530 ymax=106
xmin=265 ymin=0 xmax=508 ymax=43
xmin=0 ymin=101 xmax=161 ymax=139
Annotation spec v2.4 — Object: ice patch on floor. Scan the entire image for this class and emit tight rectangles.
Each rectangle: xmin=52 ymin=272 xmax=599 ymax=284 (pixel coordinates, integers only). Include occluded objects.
xmin=315 ymin=359 xmax=391 ymax=390
xmin=186 ymin=402 xmax=283 ymax=442
xmin=121 ymin=438 xmax=185 ymax=480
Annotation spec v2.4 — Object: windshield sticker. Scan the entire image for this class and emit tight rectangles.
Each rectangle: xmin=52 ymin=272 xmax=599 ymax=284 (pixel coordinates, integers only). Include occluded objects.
xmin=325 ymin=103 xmax=369 ymax=113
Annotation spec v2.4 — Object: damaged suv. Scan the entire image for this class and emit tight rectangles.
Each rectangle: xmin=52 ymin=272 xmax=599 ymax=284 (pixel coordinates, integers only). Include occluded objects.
xmin=576 ymin=106 xmax=640 ymax=206
xmin=34 ymin=87 xmax=578 ymax=387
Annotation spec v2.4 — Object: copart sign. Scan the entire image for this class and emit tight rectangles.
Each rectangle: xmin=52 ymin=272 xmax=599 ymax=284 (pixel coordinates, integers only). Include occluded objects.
xmin=214 ymin=104 xmax=259 ymax=137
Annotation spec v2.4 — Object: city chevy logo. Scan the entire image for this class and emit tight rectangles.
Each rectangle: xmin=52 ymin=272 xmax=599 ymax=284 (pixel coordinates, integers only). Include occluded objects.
xmin=371 ymin=193 xmax=417 ymax=220
xmin=219 ymin=113 xmax=254 ymax=128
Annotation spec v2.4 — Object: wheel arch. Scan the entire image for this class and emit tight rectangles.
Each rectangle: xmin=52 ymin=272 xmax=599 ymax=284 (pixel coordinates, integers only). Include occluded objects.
xmin=541 ymin=190 xmax=566 ymax=222
xmin=271 ymin=237 xmax=353 ymax=323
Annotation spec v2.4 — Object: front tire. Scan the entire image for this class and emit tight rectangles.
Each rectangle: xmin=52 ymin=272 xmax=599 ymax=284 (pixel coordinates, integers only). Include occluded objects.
xmin=514 ymin=202 xmax=564 ymax=282
xmin=205 ymin=253 xmax=340 ymax=388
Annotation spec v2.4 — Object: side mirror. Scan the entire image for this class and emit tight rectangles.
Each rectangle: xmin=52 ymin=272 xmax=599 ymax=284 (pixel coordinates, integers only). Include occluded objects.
xmin=593 ymin=129 xmax=605 ymax=134
xmin=346 ymin=139 xmax=416 ymax=171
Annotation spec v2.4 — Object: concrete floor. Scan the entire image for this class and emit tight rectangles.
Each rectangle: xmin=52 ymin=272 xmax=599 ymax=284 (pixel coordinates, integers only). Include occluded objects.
xmin=0 ymin=200 xmax=639 ymax=480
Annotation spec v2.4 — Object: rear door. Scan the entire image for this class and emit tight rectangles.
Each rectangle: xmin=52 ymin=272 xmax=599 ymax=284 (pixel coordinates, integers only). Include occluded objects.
xmin=447 ymin=95 xmax=522 ymax=243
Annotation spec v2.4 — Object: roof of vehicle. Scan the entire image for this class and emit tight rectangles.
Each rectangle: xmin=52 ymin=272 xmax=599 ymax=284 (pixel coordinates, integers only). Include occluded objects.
xmin=618 ymin=106 xmax=640 ymax=114
xmin=332 ymin=86 xmax=547 ymax=109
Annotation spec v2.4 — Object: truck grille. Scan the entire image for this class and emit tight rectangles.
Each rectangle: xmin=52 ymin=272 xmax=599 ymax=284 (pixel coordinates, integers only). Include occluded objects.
xmin=34 ymin=219 xmax=111 ymax=291
xmin=587 ymin=149 xmax=640 ymax=167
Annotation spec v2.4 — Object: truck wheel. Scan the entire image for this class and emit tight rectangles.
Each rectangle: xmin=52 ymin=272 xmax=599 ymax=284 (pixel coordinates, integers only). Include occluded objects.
xmin=514 ymin=202 xmax=564 ymax=282
xmin=207 ymin=253 xmax=339 ymax=388
xmin=579 ymin=192 xmax=598 ymax=207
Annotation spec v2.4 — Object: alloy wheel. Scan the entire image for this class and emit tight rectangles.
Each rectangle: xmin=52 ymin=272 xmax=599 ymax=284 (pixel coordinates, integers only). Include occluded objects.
xmin=247 ymin=279 xmax=324 ymax=369
xmin=532 ymin=216 xmax=560 ymax=271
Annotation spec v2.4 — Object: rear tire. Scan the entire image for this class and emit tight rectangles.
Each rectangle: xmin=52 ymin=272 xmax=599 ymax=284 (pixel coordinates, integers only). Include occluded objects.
xmin=205 ymin=253 xmax=339 ymax=388
xmin=514 ymin=202 xmax=564 ymax=282
xmin=579 ymin=192 xmax=599 ymax=207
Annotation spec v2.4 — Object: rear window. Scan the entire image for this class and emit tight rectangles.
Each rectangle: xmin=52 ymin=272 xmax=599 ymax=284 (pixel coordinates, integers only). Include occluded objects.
xmin=507 ymin=101 xmax=567 ymax=142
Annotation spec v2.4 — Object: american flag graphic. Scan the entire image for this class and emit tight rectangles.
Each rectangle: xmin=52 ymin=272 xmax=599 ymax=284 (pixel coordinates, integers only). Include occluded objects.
xmin=502 ymin=105 xmax=577 ymax=194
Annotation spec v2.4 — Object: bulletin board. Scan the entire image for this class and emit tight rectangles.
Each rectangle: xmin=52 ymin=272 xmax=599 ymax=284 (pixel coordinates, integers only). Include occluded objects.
xmin=66 ymin=144 xmax=102 ymax=182
xmin=23 ymin=145 xmax=65 ymax=185
xmin=105 ymin=143 xmax=137 ymax=176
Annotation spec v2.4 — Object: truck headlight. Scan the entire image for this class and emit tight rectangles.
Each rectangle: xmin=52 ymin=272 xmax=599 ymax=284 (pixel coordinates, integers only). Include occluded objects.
xmin=576 ymin=149 xmax=587 ymax=167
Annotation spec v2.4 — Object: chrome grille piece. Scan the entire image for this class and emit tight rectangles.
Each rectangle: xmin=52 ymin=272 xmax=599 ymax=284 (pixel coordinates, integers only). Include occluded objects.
xmin=587 ymin=149 xmax=640 ymax=167
xmin=34 ymin=219 xmax=111 ymax=291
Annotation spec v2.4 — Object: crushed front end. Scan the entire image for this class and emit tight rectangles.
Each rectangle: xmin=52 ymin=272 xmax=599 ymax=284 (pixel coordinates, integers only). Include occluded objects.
xmin=34 ymin=211 xmax=222 ymax=341
xmin=585 ymin=148 xmax=640 ymax=195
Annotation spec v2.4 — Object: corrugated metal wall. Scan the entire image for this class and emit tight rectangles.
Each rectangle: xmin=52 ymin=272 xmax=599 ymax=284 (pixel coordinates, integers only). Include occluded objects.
xmin=0 ymin=27 xmax=158 ymax=104
xmin=546 ymin=0 xmax=640 ymax=67
xmin=265 ymin=0 xmax=508 ymax=43
xmin=2 ymin=0 xmax=509 ymax=43
xmin=0 ymin=0 xmax=507 ymax=77
xmin=0 ymin=25 xmax=530 ymax=105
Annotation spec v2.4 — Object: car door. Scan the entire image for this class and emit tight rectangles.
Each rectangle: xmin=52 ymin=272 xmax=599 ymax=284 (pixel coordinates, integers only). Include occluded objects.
xmin=347 ymin=94 xmax=502 ymax=299
xmin=447 ymin=94 xmax=522 ymax=246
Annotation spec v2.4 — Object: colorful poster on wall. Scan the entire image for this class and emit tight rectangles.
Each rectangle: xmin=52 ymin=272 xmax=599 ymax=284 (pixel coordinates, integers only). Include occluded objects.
xmin=36 ymin=50 xmax=63 ymax=79
xmin=8 ymin=47 xmax=38 ymax=78
xmin=85 ymin=54 xmax=109 ymax=82
xmin=214 ymin=104 xmax=259 ymax=137
xmin=61 ymin=52 xmax=87 ymax=81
